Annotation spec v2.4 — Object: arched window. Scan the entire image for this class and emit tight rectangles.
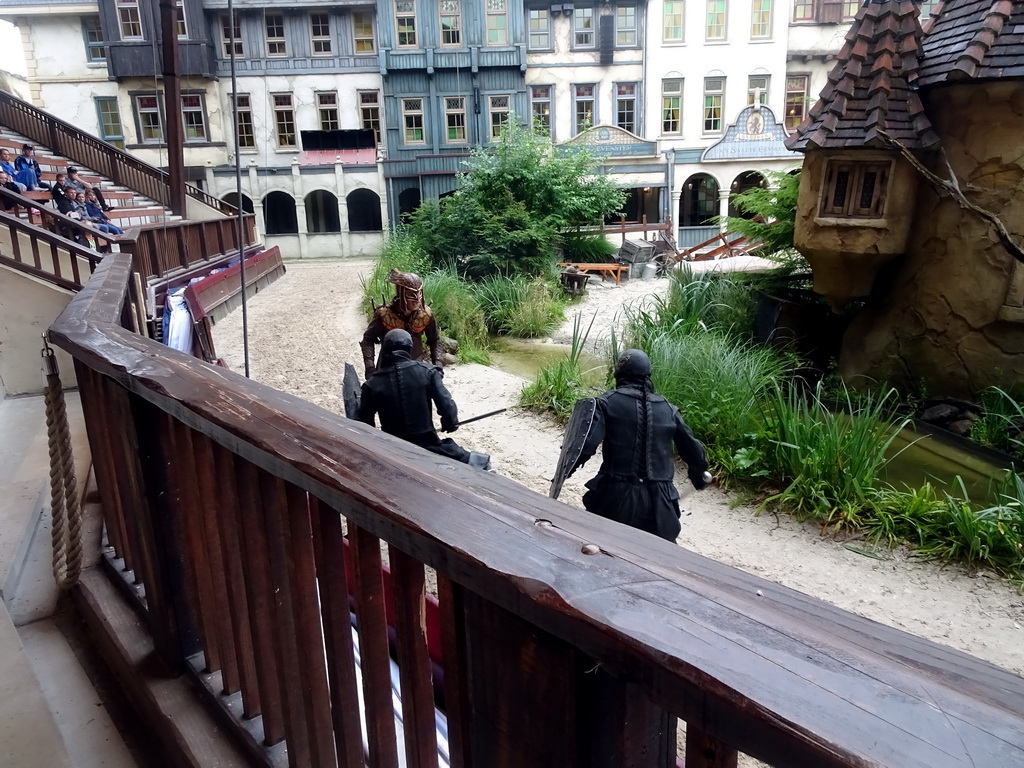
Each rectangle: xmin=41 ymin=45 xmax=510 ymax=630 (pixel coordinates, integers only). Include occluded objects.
xmin=222 ymin=192 xmax=254 ymax=213
xmin=347 ymin=188 xmax=383 ymax=232
xmin=679 ymin=174 xmax=719 ymax=227
xmin=305 ymin=190 xmax=341 ymax=233
xmin=729 ymin=171 xmax=767 ymax=219
xmin=262 ymin=191 xmax=298 ymax=234
xmin=398 ymin=187 xmax=421 ymax=219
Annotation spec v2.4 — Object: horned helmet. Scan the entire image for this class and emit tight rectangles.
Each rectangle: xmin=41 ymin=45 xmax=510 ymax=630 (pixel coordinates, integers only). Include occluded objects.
xmin=388 ymin=269 xmax=425 ymax=316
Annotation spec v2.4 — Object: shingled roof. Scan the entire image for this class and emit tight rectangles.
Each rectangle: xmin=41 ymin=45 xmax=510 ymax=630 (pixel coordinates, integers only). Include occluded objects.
xmin=786 ymin=0 xmax=940 ymax=151
xmin=917 ymin=0 xmax=1024 ymax=84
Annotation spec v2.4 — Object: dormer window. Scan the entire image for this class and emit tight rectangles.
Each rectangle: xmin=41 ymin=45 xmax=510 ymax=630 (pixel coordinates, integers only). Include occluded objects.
xmin=820 ymin=159 xmax=891 ymax=218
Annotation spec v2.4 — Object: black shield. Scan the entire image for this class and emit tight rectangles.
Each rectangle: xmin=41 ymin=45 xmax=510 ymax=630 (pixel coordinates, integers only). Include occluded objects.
xmin=343 ymin=362 xmax=362 ymax=419
xmin=549 ymin=397 xmax=598 ymax=499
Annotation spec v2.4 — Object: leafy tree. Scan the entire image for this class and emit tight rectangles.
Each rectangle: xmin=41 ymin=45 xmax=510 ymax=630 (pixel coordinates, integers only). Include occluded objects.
xmin=407 ymin=121 xmax=625 ymax=278
xmin=716 ymin=170 xmax=805 ymax=267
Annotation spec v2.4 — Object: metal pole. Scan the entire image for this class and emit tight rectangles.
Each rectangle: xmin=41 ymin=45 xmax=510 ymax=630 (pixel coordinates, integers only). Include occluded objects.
xmin=227 ymin=0 xmax=250 ymax=377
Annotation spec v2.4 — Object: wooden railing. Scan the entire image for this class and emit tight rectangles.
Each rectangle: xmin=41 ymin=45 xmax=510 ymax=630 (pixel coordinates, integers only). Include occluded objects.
xmin=120 ymin=215 xmax=259 ymax=283
xmin=48 ymin=252 xmax=1024 ymax=768
xmin=0 ymin=90 xmax=232 ymax=214
xmin=0 ymin=204 xmax=103 ymax=292
xmin=676 ymin=218 xmax=764 ymax=262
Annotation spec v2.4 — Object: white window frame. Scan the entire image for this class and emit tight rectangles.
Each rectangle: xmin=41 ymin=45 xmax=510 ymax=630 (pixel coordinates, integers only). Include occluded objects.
xmin=310 ymin=13 xmax=332 ymax=55
xmin=573 ymin=7 xmax=595 ymax=48
xmin=488 ymin=94 xmax=510 ymax=140
xmin=117 ymin=0 xmax=143 ymax=40
xmin=573 ymin=83 xmax=596 ymax=135
xmin=265 ymin=13 xmax=287 ymax=57
xmin=705 ymin=0 xmax=727 ymax=40
xmin=174 ymin=0 xmax=187 ymax=38
xmin=181 ymin=94 xmax=207 ymax=142
xmin=440 ymin=0 xmax=462 ymax=47
xmin=747 ymin=75 xmax=769 ymax=105
xmin=445 ymin=96 xmax=468 ymax=143
xmin=663 ymin=1 xmax=684 ymax=42
xmin=134 ymin=94 xmax=163 ymax=143
xmin=274 ymin=93 xmax=297 ymax=148
xmin=402 ymin=98 xmax=425 ymax=144
xmin=703 ymin=77 xmax=725 ymax=133
xmin=486 ymin=0 xmax=508 ymax=46
xmin=231 ymin=93 xmax=255 ymax=149
xmin=353 ymin=11 xmax=376 ymax=53
xmin=750 ymin=0 xmax=772 ymax=38
xmin=616 ymin=6 xmax=638 ymax=46
xmin=360 ymin=91 xmax=382 ymax=143
xmin=317 ymin=92 xmax=339 ymax=131
xmin=784 ymin=75 xmax=809 ymax=131
xmin=662 ymin=79 xmax=682 ymax=135
xmin=528 ymin=9 xmax=551 ymax=49
xmin=395 ymin=0 xmax=417 ymax=48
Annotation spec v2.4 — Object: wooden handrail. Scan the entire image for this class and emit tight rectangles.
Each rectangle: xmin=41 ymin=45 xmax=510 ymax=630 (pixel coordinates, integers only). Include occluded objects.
xmin=0 ymin=90 xmax=233 ymax=215
xmin=0 ymin=185 xmax=117 ymax=244
xmin=48 ymin=252 xmax=1024 ymax=768
xmin=119 ymin=214 xmax=258 ymax=283
xmin=0 ymin=207 xmax=102 ymax=291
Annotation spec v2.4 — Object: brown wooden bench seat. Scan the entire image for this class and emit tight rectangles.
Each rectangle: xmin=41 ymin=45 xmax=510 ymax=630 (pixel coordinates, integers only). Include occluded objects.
xmin=557 ymin=261 xmax=628 ymax=285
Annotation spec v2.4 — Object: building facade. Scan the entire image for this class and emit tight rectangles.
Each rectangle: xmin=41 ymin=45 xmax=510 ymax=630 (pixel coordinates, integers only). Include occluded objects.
xmin=2 ymin=0 xmax=888 ymax=258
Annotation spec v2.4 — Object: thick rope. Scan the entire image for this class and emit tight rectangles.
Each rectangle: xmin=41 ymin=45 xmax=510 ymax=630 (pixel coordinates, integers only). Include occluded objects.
xmin=43 ymin=341 xmax=82 ymax=590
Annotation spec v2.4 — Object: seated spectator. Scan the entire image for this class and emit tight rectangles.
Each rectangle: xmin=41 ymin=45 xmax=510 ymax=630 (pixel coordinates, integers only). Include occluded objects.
xmin=82 ymin=191 xmax=123 ymax=236
xmin=14 ymin=144 xmax=50 ymax=191
xmin=0 ymin=170 xmax=23 ymax=212
xmin=66 ymin=167 xmax=110 ymax=211
xmin=51 ymin=174 xmax=78 ymax=215
xmin=0 ymin=149 xmax=26 ymax=191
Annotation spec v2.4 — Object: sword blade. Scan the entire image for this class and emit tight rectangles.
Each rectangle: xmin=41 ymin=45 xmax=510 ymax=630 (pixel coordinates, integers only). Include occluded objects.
xmin=457 ymin=407 xmax=507 ymax=427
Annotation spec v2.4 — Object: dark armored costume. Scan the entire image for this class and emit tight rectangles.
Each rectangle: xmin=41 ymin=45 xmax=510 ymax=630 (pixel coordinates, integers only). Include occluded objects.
xmin=570 ymin=349 xmax=709 ymax=541
xmin=360 ymin=269 xmax=441 ymax=378
xmin=356 ymin=329 xmax=490 ymax=469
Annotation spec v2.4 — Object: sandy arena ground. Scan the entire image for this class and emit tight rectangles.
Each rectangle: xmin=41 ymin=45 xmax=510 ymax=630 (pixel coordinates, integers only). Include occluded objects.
xmin=213 ymin=259 xmax=1024 ymax=683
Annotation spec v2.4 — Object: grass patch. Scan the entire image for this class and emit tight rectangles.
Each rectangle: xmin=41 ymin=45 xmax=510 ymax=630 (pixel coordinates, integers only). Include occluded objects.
xmin=519 ymin=316 xmax=601 ymax=420
xmin=476 ymin=276 xmax=564 ymax=337
xmin=972 ymin=386 xmax=1024 ymax=460
xmin=422 ymin=270 xmax=491 ymax=364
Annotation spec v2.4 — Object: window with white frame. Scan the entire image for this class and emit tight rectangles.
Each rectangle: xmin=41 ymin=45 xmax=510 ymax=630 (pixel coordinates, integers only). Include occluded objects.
xmin=221 ymin=15 xmax=243 ymax=57
xmin=747 ymin=75 xmax=769 ymax=105
xmin=175 ymin=0 xmax=187 ymax=37
xmin=231 ymin=94 xmax=255 ymax=149
xmin=396 ymin=0 xmax=417 ymax=47
xmin=353 ymin=12 xmax=376 ymax=52
xmin=528 ymin=9 xmax=551 ymax=49
xmin=843 ymin=0 xmax=860 ymax=19
xmin=662 ymin=79 xmax=682 ymax=134
xmin=573 ymin=84 xmax=595 ymax=134
xmin=182 ymin=94 xmax=207 ymax=141
xmin=134 ymin=94 xmax=163 ymax=143
xmin=440 ymin=0 xmax=462 ymax=46
xmin=663 ymin=1 xmax=684 ymax=42
xmin=83 ymin=17 xmax=106 ymax=62
xmin=402 ymin=98 xmax=425 ymax=143
xmin=616 ymin=83 xmax=637 ymax=133
xmin=703 ymin=78 xmax=724 ymax=132
xmin=784 ymin=75 xmax=809 ymax=130
xmin=311 ymin=13 xmax=332 ymax=54
xmin=266 ymin=14 xmax=287 ymax=56
xmin=445 ymin=97 xmax=467 ymax=142
xmin=117 ymin=0 xmax=143 ymax=39
xmin=616 ymin=6 xmax=638 ymax=45
xmin=531 ymin=85 xmax=551 ymax=134
xmin=360 ymin=91 xmax=382 ymax=143
xmin=486 ymin=0 xmax=508 ymax=45
xmin=274 ymin=94 xmax=297 ymax=147
xmin=318 ymin=92 xmax=339 ymax=131
xmin=706 ymin=0 xmax=727 ymax=40
xmin=750 ymin=0 xmax=772 ymax=38
xmin=792 ymin=0 xmax=813 ymax=20
xmin=574 ymin=8 xmax=595 ymax=47
xmin=489 ymin=95 xmax=510 ymax=139
xmin=919 ymin=0 xmax=939 ymax=21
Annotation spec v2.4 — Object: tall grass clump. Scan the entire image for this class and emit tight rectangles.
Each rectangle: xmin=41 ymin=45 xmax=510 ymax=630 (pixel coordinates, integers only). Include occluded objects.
xmin=476 ymin=276 xmax=564 ymax=337
xmin=757 ymin=383 xmax=909 ymax=529
xmin=519 ymin=316 xmax=599 ymax=420
xmin=642 ymin=331 xmax=790 ymax=474
xmin=422 ymin=270 xmax=490 ymax=363
xmin=560 ymin=232 xmax=619 ymax=263
xmin=972 ymin=386 xmax=1024 ymax=460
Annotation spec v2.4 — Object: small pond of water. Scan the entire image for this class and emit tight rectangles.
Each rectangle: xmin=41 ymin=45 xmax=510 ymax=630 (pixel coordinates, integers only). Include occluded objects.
xmin=488 ymin=337 xmax=606 ymax=387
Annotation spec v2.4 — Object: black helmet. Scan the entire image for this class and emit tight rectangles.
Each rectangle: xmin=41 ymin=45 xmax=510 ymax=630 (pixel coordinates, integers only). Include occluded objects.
xmin=381 ymin=328 xmax=413 ymax=356
xmin=614 ymin=349 xmax=652 ymax=381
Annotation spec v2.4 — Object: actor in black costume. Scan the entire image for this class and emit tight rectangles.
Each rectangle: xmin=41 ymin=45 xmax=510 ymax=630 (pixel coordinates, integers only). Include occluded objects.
xmin=356 ymin=329 xmax=491 ymax=469
xmin=568 ymin=349 xmax=710 ymax=541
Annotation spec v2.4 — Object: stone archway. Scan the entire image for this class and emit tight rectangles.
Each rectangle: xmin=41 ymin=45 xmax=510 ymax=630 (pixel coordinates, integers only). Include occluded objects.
xmin=728 ymin=171 xmax=767 ymax=219
xmin=262 ymin=191 xmax=298 ymax=235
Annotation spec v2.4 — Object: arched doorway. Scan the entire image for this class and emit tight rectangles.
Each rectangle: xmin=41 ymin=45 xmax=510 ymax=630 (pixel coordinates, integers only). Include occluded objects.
xmin=222 ymin=192 xmax=254 ymax=213
xmin=262 ymin=191 xmax=298 ymax=235
xmin=347 ymin=189 xmax=383 ymax=232
xmin=398 ymin=187 xmax=421 ymax=220
xmin=679 ymin=174 xmax=719 ymax=227
xmin=305 ymin=190 xmax=341 ymax=233
xmin=728 ymin=171 xmax=767 ymax=219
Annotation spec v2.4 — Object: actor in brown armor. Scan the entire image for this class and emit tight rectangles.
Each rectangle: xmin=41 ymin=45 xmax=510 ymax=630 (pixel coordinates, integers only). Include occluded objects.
xmin=360 ymin=269 xmax=441 ymax=379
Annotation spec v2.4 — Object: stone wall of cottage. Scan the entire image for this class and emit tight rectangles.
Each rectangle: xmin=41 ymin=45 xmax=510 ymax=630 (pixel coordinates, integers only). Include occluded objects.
xmin=837 ymin=80 xmax=1024 ymax=396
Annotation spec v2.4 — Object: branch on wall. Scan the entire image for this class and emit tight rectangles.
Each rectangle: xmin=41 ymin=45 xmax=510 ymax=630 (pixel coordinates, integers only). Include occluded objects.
xmin=877 ymin=130 xmax=1024 ymax=266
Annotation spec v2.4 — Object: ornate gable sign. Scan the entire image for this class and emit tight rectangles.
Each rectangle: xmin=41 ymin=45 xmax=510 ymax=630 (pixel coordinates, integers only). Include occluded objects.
xmin=562 ymin=125 xmax=658 ymax=158
xmin=702 ymin=105 xmax=797 ymax=162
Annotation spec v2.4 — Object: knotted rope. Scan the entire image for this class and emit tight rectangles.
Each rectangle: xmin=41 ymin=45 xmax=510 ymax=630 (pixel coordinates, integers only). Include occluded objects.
xmin=42 ymin=337 xmax=82 ymax=589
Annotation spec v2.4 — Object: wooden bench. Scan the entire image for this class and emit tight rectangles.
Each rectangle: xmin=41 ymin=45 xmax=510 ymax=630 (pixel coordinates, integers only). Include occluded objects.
xmin=557 ymin=262 xmax=628 ymax=285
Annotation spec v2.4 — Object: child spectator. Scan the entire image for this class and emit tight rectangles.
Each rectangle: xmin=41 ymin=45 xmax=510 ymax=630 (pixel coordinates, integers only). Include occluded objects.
xmin=66 ymin=167 xmax=111 ymax=211
xmin=83 ymin=190 xmax=123 ymax=236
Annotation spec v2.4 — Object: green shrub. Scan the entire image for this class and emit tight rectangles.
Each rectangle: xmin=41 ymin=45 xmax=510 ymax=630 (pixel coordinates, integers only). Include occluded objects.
xmin=519 ymin=316 xmax=600 ymax=420
xmin=422 ymin=270 xmax=490 ymax=363
xmin=972 ymin=386 xmax=1024 ymax=460
xmin=561 ymin=233 xmax=618 ymax=263
xmin=476 ymin=276 xmax=564 ymax=337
